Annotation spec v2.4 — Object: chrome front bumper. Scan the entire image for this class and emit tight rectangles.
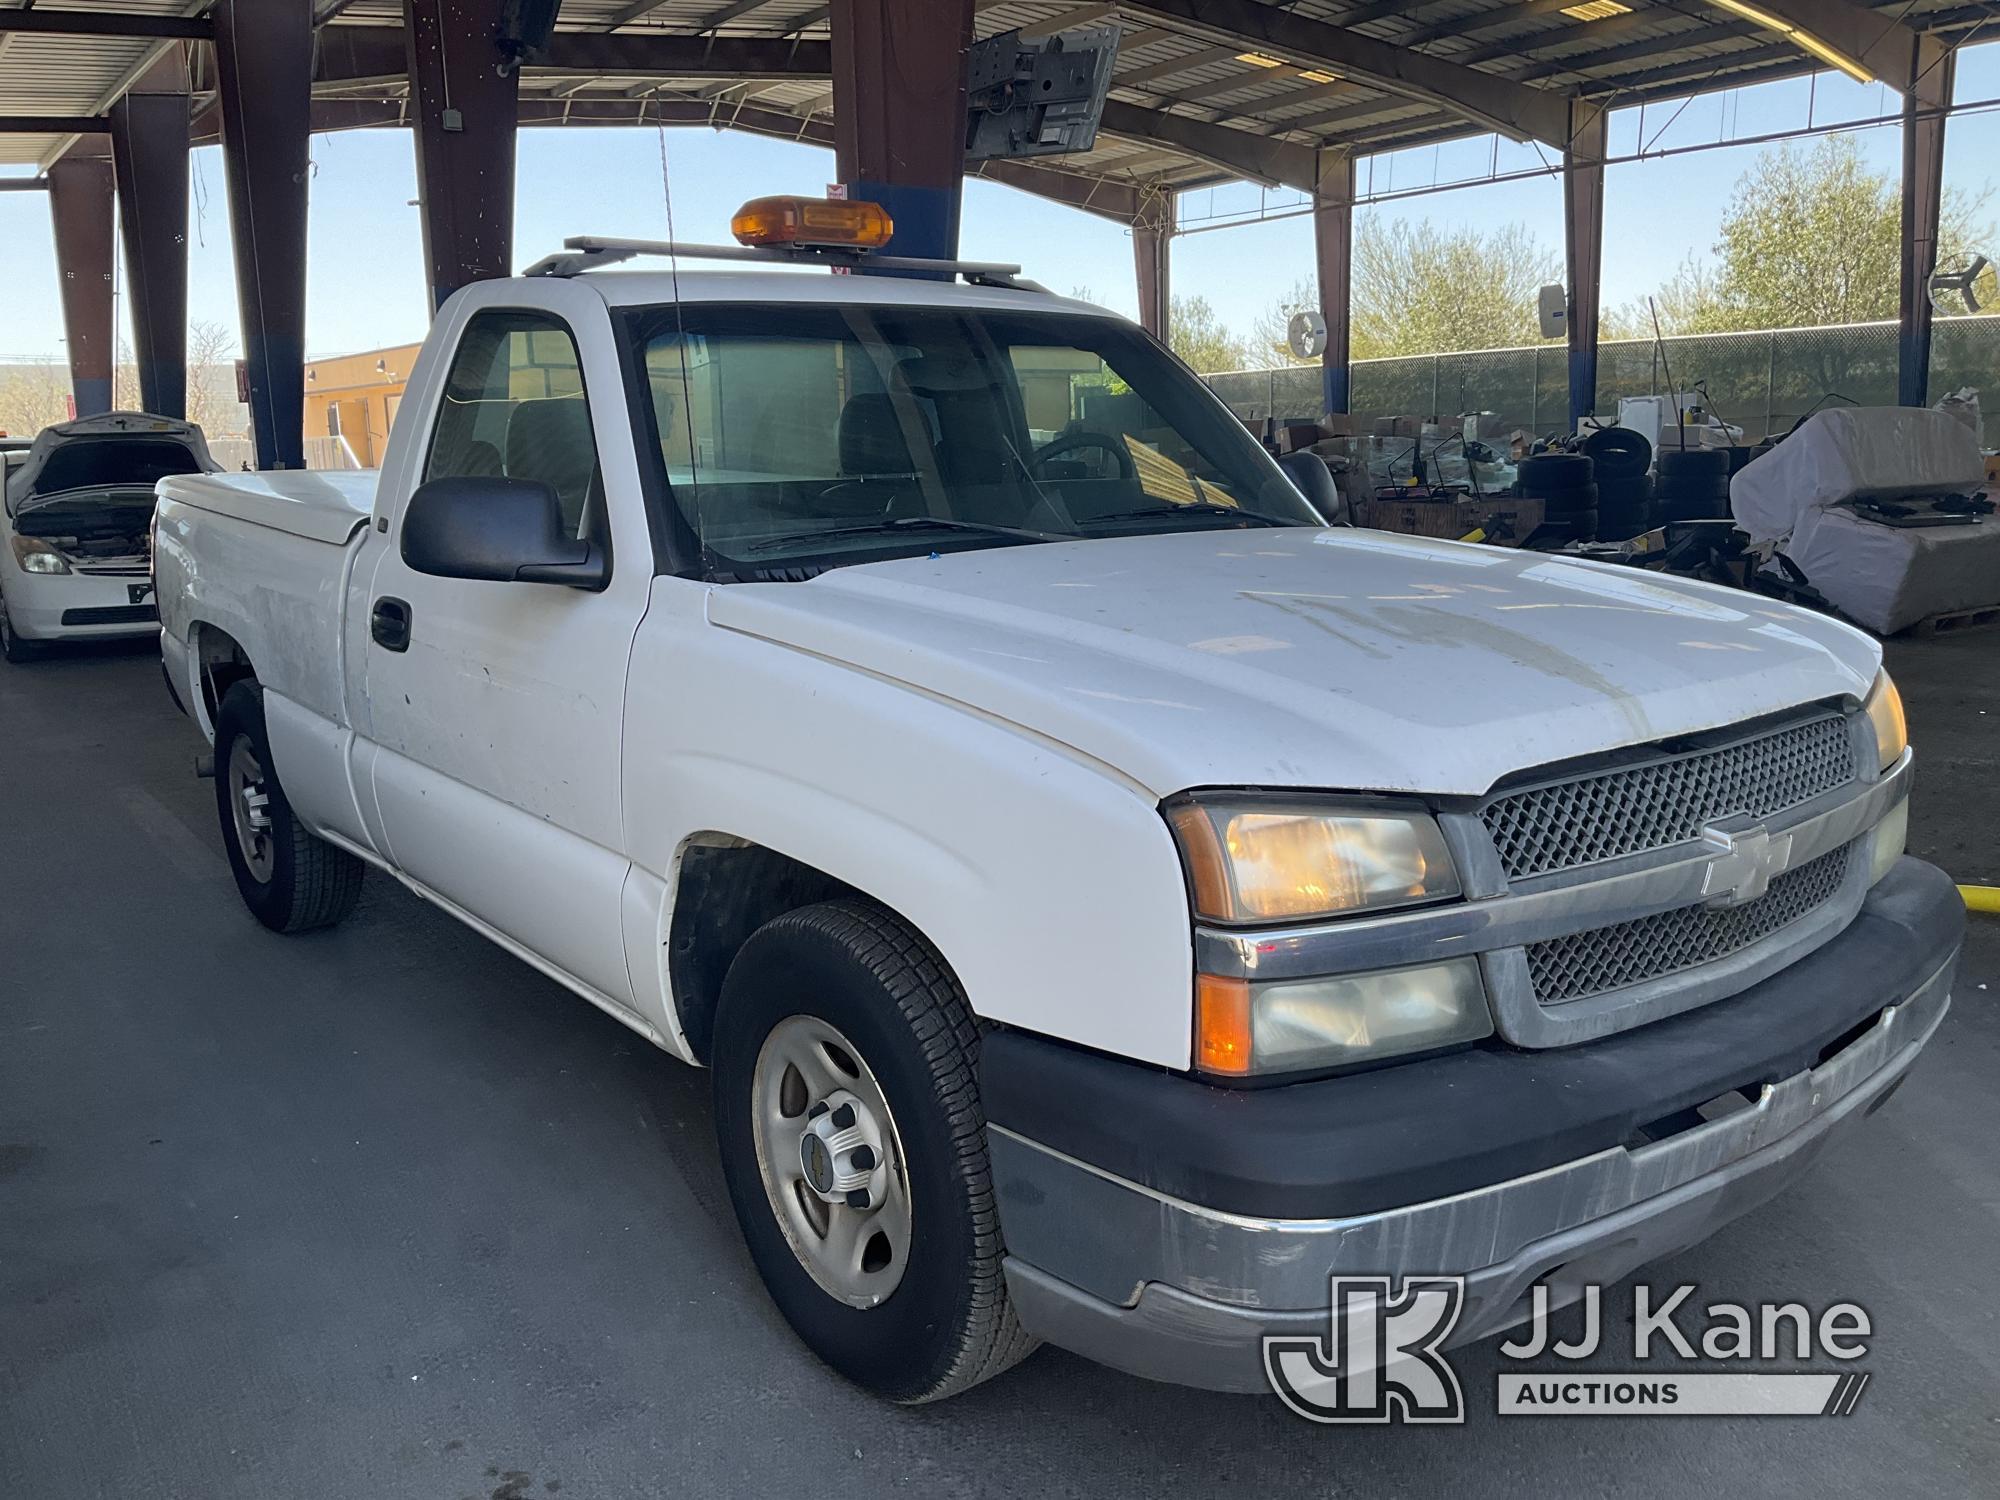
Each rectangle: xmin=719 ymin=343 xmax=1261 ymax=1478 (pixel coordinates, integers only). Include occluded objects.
xmin=994 ymin=946 xmax=1955 ymax=1393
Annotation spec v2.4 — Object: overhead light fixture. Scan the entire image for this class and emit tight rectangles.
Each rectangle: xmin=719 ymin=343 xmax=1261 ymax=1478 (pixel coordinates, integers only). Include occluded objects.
xmin=1702 ymin=0 xmax=1875 ymax=83
xmin=1561 ymin=1 xmax=1631 ymax=19
xmin=1298 ymin=69 xmax=1341 ymax=84
xmin=1236 ymin=52 xmax=1285 ymax=68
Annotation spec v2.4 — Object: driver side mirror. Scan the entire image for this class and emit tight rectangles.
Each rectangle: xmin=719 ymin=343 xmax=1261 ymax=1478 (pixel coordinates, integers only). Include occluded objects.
xmin=401 ymin=476 xmax=609 ymax=590
xmin=1276 ymin=449 xmax=1349 ymax=526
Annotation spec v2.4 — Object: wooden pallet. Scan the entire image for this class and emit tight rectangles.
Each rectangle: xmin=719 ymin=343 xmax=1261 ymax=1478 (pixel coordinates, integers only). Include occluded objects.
xmin=1906 ymin=603 xmax=2000 ymax=638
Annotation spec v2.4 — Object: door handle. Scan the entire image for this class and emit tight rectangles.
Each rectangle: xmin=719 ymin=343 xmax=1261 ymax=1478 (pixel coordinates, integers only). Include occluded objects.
xmin=371 ymin=596 xmax=411 ymax=652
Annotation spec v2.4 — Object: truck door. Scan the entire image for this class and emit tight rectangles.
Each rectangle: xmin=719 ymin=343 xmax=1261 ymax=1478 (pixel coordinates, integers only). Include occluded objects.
xmin=352 ymin=296 xmax=651 ymax=1012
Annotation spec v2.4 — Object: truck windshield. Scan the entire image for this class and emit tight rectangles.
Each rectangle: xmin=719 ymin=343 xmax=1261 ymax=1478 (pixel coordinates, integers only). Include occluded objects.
xmin=622 ymin=301 xmax=1321 ymax=575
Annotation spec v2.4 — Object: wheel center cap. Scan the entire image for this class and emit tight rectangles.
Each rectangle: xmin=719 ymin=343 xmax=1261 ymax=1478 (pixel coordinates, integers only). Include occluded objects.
xmin=796 ymin=1090 xmax=883 ymax=1208
xmin=799 ymin=1133 xmax=835 ymax=1195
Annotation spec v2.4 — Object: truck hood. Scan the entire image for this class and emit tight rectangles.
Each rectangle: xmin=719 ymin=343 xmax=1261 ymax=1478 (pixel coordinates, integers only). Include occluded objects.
xmin=707 ymin=527 xmax=1880 ymax=798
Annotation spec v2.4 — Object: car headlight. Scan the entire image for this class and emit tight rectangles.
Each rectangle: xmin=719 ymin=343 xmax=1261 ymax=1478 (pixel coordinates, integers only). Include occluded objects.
xmin=1196 ymin=961 xmax=1492 ymax=1077
xmin=1166 ymin=797 xmax=1461 ymax=924
xmin=9 ymin=534 xmax=70 ymax=575
xmin=1862 ymin=668 xmax=1906 ymax=771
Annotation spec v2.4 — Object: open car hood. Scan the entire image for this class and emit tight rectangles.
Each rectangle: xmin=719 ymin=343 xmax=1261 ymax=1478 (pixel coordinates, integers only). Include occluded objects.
xmin=5 ymin=412 xmax=216 ymax=514
xmin=707 ymin=526 xmax=1882 ymax=798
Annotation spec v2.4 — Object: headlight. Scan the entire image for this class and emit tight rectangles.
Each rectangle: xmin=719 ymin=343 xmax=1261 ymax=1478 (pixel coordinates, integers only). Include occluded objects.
xmin=1863 ymin=668 xmax=1906 ymax=771
xmin=1166 ymin=797 xmax=1460 ymax=923
xmin=1196 ymin=961 xmax=1492 ymax=1077
xmin=9 ymin=534 xmax=70 ymax=575
xmin=1868 ymin=798 xmax=1908 ymax=885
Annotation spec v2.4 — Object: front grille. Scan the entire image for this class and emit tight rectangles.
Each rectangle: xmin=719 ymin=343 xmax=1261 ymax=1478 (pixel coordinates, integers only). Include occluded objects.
xmin=61 ymin=605 xmax=158 ymax=626
xmin=1482 ymin=713 xmax=1858 ymax=881
xmin=1525 ymin=844 xmax=1852 ymax=1006
xmin=76 ymin=564 xmax=149 ymax=577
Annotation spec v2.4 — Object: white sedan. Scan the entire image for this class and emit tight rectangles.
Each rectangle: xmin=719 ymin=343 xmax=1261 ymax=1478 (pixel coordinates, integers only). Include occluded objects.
xmin=1 ymin=413 xmax=217 ymax=663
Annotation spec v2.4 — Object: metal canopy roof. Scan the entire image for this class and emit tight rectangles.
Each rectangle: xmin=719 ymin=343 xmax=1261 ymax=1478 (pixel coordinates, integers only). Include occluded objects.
xmin=2 ymin=0 xmax=1991 ymax=199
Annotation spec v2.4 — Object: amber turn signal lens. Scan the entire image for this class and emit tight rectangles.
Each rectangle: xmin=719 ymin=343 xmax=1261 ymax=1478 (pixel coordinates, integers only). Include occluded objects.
xmin=730 ymin=195 xmax=894 ymax=249
xmin=1195 ymin=973 xmax=1254 ymax=1076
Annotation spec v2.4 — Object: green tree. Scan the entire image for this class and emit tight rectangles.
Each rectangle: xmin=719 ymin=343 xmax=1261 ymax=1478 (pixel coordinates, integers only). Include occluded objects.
xmin=1169 ymin=294 xmax=1252 ymax=373
xmin=1631 ymin=133 xmax=1991 ymax=335
xmin=1350 ymin=216 xmax=1560 ymax=359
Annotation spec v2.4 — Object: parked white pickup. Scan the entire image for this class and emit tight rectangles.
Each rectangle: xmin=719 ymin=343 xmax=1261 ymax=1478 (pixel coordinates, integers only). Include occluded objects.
xmin=154 ymin=255 xmax=1957 ymax=1402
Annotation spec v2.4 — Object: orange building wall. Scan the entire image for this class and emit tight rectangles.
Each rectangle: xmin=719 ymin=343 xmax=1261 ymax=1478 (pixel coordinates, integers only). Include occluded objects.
xmin=302 ymin=343 xmax=423 ymax=468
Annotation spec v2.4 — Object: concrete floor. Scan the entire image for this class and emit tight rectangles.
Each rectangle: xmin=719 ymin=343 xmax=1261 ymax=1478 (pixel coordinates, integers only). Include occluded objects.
xmin=1 ymin=632 xmax=1995 ymax=1500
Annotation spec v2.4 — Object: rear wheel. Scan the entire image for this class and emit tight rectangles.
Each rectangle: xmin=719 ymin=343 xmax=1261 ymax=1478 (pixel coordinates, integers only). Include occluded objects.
xmin=212 ymin=682 xmax=364 ymax=933
xmin=711 ymin=900 xmax=1036 ymax=1403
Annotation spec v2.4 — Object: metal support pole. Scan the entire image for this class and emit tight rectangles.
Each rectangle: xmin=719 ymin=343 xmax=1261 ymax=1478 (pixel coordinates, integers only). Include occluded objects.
xmin=1133 ymin=192 xmax=1173 ymax=342
xmin=1898 ymin=33 xmax=1954 ymax=409
xmin=1313 ymin=145 xmax=1354 ymax=417
xmin=110 ymin=92 xmax=192 ymax=419
xmin=406 ymin=0 xmax=520 ymax=309
xmin=830 ymin=0 xmax=974 ymax=264
xmin=213 ymin=0 xmax=313 ymax=469
xmin=47 ymin=156 xmax=117 ymax=419
xmin=1563 ymin=99 xmax=1607 ymax=433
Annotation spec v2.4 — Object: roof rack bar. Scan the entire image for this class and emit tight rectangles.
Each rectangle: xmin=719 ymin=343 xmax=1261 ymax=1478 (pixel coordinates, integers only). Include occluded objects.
xmin=524 ymin=236 xmax=1035 ymax=289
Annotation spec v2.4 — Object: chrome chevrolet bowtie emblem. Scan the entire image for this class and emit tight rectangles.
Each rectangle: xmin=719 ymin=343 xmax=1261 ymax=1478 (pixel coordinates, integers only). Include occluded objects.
xmin=1700 ymin=823 xmax=1795 ymax=908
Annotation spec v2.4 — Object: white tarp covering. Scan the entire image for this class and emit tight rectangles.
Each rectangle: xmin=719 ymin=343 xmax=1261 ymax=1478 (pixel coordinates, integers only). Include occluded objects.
xmin=1729 ymin=407 xmax=1996 ymax=635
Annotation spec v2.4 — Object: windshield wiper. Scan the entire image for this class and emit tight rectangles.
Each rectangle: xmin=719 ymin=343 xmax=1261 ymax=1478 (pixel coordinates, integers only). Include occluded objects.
xmin=1083 ymin=501 xmax=1302 ymax=529
xmin=739 ymin=514 xmax=1067 ymax=555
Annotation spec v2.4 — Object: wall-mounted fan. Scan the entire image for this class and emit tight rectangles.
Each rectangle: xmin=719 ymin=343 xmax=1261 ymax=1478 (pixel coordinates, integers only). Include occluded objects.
xmin=1930 ymin=253 xmax=1995 ymax=314
xmin=1287 ymin=310 xmax=1328 ymax=359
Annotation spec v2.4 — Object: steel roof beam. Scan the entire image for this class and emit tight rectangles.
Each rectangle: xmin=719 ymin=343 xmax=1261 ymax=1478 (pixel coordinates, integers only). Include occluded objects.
xmin=1695 ymin=0 xmax=1918 ymax=86
xmin=0 ymin=9 xmax=211 ymax=40
xmin=1114 ymin=0 xmax=1572 ymax=146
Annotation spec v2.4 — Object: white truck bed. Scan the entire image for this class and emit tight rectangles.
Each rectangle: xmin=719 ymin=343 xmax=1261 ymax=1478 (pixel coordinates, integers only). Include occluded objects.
xmin=156 ymin=469 xmax=378 ymax=546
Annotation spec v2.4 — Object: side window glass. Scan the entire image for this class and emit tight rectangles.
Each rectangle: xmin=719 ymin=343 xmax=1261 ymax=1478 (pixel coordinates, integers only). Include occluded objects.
xmin=425 ymin=310 xmax=602 ymax=539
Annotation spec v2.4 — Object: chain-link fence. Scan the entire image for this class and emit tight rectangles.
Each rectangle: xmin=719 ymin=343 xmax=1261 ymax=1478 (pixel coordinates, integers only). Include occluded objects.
xmin=1207 ymin=315 xmax=1998 ymax=438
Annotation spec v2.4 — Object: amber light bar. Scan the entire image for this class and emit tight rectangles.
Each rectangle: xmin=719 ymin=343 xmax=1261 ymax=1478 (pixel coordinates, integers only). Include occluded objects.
xmin=731 ymin=195 xmax=894 ymax=250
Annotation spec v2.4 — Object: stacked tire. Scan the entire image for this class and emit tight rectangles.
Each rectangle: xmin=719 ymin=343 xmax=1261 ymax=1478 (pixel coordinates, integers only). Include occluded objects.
xmin=1655 ymin=444 xmax=1733 ymax=523
xmin=1582 ymin=426 xmax=1654 ymax=541
xmin=1517 ymin=452 xmax=1596 ymax=541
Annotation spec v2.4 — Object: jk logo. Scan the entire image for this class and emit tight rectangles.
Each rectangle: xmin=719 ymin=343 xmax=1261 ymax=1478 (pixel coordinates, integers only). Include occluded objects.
xmin=1263 ymin=1275 xmax=1466 ymax=1424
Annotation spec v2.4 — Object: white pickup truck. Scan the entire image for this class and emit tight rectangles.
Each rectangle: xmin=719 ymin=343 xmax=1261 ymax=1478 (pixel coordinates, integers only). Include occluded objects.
xmin=154 ymin=218 xmax=1961 ymax=1403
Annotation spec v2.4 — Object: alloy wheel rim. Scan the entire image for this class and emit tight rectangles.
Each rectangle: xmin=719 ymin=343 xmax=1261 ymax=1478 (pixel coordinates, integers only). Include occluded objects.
xmin=226 ymin=736 xmax=275 ymax=883
xmin=750 ymin=1014 xmax=911 ymax=1308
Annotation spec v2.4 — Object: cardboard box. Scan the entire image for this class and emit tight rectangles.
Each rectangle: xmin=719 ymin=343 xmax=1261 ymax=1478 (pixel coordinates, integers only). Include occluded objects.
xmin=1356 ymin=492 xmax=1546 ymax=545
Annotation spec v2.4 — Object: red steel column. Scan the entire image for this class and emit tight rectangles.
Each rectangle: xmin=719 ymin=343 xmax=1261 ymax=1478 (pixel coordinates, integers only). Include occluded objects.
xmin=1898 ymin=33 xmax=1955 ymax=408
xmin=1564 ymin=99 xmax=1607 ymax=432
xmin=830 ymin=0 xmax=975 ymax=262
xmin=1133 ymin=192 xmax=1172 ymax=341
xmin=1313 ymin=146 xmax=1354 ymax=416
xmin=47 ymin=155 xmax=117 ymax=419
xmin=406 ymin=0 xmax=520 ymax=310
xmin=213 ymin=0 xmax=313 ymax=469
xmin=110 ymin=91 xmax=192 ymax=419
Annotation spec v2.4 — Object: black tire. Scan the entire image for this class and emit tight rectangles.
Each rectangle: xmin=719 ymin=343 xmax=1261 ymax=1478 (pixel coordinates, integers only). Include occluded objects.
xmin=0 ymin=588 xmax=43 ymax=663
xmin=1656 ymin=445 xmax=1729 ymax=478
xmin=711 ymin=900 xmax=1036 ymax=1403
xmin=1554 ymin=507 xmax=1599 ymax=540
xmin=212 ymin=681 xmax=364 ymax=933
xmin=1519 ymin=452 xmax=1594 ymax=491
xmin=1658 ymin=493 xmax=1731 ymax=523
xmin=1581 ymin=425 xmax=1652 ymax=479
xmin=1541 ymin=481 xmax=1598 ymax=516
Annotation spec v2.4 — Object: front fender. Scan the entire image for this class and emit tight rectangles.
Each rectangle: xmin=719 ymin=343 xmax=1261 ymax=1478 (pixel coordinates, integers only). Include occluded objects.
xmin=624 ymin=593 xmax=1198 ymax=1071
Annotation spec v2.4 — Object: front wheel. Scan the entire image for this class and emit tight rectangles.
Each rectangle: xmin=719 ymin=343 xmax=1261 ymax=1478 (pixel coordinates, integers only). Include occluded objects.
xmin=211 ymin=681 xmax=364 ymax=932
xmin=0 ymin=588 xmax=42 ymax=663
xmin=711 ymin=900 xmax=1036 ymax=1403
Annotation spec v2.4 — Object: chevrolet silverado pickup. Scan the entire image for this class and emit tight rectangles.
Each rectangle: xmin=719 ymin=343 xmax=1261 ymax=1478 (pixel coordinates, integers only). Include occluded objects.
xmin=153 ymin=216 xmax=1961 ymax=1403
